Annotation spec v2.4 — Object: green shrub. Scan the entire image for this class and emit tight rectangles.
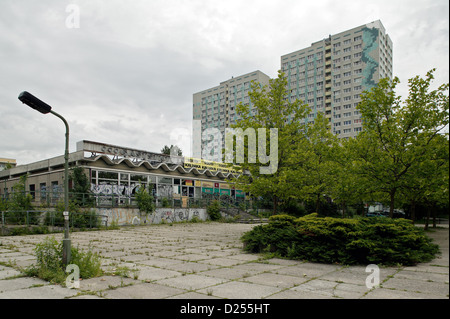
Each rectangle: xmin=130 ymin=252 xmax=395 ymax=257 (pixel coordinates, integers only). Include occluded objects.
xmin=207 ymin=200 xmax=222 ymax=221
xmin=241 ymin=214 xmax=440 ymax=266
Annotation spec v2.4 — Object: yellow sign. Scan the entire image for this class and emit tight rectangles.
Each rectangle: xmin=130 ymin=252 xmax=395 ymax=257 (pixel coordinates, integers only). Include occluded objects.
xmin=183 ymin=157 xmax=241 ymax=174
xmin=202 ymin=181 xmax=214 ymax=188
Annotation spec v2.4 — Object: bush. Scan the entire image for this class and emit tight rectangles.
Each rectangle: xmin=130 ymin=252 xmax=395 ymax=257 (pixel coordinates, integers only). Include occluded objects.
xmin=241 ymin=213 xmax=440 ymax=266
xmin=207 ymin=200 xmax=222 ymax=221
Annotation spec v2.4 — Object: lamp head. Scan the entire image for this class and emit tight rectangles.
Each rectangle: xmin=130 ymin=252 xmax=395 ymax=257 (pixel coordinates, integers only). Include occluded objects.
xmin=18 ymin=91 xmax=52 ymax=114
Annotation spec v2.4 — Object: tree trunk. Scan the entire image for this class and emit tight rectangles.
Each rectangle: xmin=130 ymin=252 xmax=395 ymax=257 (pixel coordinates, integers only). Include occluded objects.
xmin=273 ymin=196 xmax=278 ymax=215
xmin=389 ymin=190 xmax=395 ymax=219
xmin=315 ymin=194 xmax=320 ymax=215
xmin=410 ymin=200 xmax=416 ymax=224
xmin=342 ymin=201 xmax=347 ymax=218
xmin=432 ymin=203 xmax=437 ymax=228
xmin=424 ymin=205 xmax=431 ymax=230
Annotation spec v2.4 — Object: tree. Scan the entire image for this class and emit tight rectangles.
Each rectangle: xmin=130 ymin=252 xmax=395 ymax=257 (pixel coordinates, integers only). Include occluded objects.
xmin=230 ymin=70 xmax=310 ymax=213
xmin=289 ymin=112 xmax=340 ymax=215
xmin=399 ymin=134 xmax=449 ymax=226
xmin=69 ymin=167 xmax=93 ymax=206
xmin=350 ymin=69 xmax=449 ymax=218
xmin=161 ymin=145 xmax=182 ymax=156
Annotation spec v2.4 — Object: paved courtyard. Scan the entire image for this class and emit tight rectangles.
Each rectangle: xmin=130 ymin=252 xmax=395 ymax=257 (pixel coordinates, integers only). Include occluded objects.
xmin=0 ymin=222 xmax=448 ymax=299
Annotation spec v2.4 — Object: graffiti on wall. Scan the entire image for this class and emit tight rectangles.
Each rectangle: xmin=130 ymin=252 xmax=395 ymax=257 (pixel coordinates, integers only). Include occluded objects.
xmin=96 ymin=207 xmax=206 ymax=226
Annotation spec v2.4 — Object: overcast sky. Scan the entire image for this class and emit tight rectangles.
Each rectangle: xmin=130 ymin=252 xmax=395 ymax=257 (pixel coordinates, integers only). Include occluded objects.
xmin=0 ymin=0 xmax=448 ymax=165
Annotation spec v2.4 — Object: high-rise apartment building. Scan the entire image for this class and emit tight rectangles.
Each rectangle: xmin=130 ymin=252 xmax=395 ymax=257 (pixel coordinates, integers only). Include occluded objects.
xmin=192 ymin=70 xmax=271 ymax=159
xmin=281 ymin=20 xmax=393 ymax=138
xmin=192 ymin=20 xmax=393 ymax=158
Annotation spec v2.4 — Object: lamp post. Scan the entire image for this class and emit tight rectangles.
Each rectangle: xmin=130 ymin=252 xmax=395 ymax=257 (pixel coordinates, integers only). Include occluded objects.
xmin=18 ymin=91 xmax=71 ymax=265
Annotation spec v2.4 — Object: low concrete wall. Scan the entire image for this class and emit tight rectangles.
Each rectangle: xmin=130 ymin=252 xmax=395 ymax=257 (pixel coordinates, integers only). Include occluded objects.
xmin=95 ymin=207 xmax=208 ymax=226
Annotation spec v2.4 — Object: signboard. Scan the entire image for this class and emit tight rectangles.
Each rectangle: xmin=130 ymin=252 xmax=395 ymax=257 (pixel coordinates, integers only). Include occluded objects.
xmin=202 ymin=181 xmax=214 ymax=188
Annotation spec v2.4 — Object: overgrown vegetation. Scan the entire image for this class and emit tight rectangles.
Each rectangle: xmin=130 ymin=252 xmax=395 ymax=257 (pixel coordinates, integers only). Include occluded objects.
xmin=207 ymin=200 xmax=222 ymax=221
xmin=24 ymin=236 xmax=102 ymax=285
xmin=241 ymin=214 xmax=440 ymax=266
xmin=135 ymin=184 xmax=155 ymax=215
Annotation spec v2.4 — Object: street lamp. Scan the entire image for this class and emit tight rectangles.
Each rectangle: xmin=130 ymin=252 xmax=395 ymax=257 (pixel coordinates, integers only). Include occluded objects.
xmin=18 ymin=91 xmax=71 ymax=265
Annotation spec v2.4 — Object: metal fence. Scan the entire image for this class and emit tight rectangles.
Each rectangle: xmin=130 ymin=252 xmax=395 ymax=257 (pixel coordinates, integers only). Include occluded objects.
xmin=1 ymin=190 xmax=270 ymax=210
xmin=1 ymin=210 xmax=108 ymax=229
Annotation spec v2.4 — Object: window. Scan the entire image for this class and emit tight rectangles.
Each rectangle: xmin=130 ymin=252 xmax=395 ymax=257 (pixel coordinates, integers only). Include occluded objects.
xmin=344 ymin=104 xmax=352 ymax=109
xmin=344 ymin=96 xmax=352 ymax=101
xmin=354 ymin=127 xmax=362 ymax=132
xmin=343 ymin=47 xmax=351 ymax=53
xmin=343 ymin=79 xmax=351 ymax=85
xmin=343 ymin=72 xmax=351 ymax=77
xmin=354 ymin=119 xmax=362 ymax=124
xmin=343 ymin=112 xmax=352 ymax=117
xmin=344 ymin=88 xmax=351 ymax=93
xmin=344 ymin=39 xmax=351 ymax=45
xmin=354 ymin=69 xmax=362 ymax=74
xmin=343 ymin=128 xmax=352 ymax=133
xmin=343 ymin=55 xmax=351 ymax=61
xmin=343 ymin=120 xmax=352 ymax=125
xmin=354 ymin=35 xmax=362 ymax=41
xmin=354 ymin=52 xmax=362 ymax=58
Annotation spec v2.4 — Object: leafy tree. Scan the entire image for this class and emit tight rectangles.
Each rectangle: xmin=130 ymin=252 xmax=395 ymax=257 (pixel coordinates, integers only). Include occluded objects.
xmin=161 ymin=145 xmax=182 ymax=156
xmin=289 ymin=112 xmax=339 ymax=215
xmin=230 ymin=70 xmax=310 ymax=213
xmin=399 ymin=134 xmax=449 ymax=226
xmin=69 ymin=167 xmax=93 ymax=206
xmin=349 ymin=69 xmax=449 ymax=218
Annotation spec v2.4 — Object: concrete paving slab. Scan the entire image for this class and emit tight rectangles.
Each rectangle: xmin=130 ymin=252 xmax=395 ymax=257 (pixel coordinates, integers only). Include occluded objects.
xmin=319 ymin=266 xmax=399 ymax=286
xmin=362 ymin=287 xmax=445 ymax=299
xmin=198 ymin=257 xmax=247 ymax=267
xmin=155 ymin=274 xmax=227 ymax=290
xmin=290 ymin=279 xmax=338 ymax=297
xmin=232 ymin=262 xmax=285 ymax=273
xmin=137 ymin=257 xmax=185 ymax=268
xmin=164 ymin=261 xmax=220 ymax=273
xmin=200 ymin=267 xmax=261 ymax=280
xmin=78 ymin=275 xmax=140 ymax=292
xmin=240 ymin=273 xmax=308 ymax=288
xmin=381 ymin=277 xmax=449 ymax=296
xmin=198 ymin=281 xmax=282 ymax=299
xmin=135 ymin=266 xmax=182 ymax=281
xmin=166 ymin=291 xmax=220 ymax=299
xmin=0 ymin=277 xmax=48 ymax=292
xmin=102 ymin=282 xmax=185 ymax=299
xmin=0 ymin=284 xmax=79 ymax=299
xmin=266 ymin=289 xmax=333 ymax=299
xmin=0 ymin=267 xmax=22 ymax=279
xmin=170 ymin=253 xmax=210 ymax=262
xmin=273 ymin=263 xmax=341 ymax=279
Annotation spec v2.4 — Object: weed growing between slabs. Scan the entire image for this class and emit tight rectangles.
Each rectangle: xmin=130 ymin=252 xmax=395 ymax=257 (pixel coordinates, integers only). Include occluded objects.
xmin=241 ymin=213 xmax=440 ymax=266
xmin=24 ymin=236 xmax=103 ymax=285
